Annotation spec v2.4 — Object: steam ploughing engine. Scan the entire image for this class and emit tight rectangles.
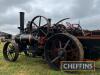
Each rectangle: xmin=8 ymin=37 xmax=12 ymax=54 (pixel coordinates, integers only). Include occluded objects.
xmin=3 ymin=12 xmax=100 ymax=69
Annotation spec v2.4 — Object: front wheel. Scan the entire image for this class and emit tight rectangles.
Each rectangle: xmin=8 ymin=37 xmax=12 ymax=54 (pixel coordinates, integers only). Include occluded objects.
xmin=3 ymin=41 xmax=19 ymax=62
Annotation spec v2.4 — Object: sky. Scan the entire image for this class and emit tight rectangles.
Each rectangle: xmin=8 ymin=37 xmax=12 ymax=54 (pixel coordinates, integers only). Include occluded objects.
xmin=0 ymin=0 xmax=100 ymax=35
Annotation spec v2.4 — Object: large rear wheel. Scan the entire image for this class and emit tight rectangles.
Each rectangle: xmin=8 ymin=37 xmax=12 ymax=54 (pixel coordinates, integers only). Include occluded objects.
xmin=44 ymin=33 xmax=84 ymax=69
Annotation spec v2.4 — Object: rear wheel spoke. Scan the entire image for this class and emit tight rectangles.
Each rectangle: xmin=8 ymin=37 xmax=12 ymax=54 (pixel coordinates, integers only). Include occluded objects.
xmin=51 ymin=56 xmax=60 ymax=63
xmin=64 ymin=40 xmax=70 ymax=49
xmin=59 ymin=41 xmax=62 ymax=48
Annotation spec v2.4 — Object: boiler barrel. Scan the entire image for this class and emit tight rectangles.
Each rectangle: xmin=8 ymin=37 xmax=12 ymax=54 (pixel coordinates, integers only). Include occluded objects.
xmin=15 ymin=34 xmax=37 ymax=44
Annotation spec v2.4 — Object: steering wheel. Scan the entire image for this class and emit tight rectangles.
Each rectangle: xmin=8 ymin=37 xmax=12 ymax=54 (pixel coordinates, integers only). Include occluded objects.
xmin=30 ymin=16 xmax=50 ymax=36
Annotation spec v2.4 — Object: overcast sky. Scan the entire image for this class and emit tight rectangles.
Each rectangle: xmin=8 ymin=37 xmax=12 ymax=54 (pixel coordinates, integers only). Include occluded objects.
xmin=0 ymin=0 xmax=100 ymax=35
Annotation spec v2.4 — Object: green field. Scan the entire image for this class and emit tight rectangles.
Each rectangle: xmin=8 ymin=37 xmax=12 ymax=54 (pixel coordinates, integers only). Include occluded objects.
xmin=0 ymin=42 xmax=100 ymax=75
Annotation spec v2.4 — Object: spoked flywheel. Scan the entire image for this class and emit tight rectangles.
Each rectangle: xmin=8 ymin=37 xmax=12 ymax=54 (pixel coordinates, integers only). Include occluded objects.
xmin=3 ymin=41 xmax=19 ymax=61
xmin=44 ymin=33 xmax=84 ymax=69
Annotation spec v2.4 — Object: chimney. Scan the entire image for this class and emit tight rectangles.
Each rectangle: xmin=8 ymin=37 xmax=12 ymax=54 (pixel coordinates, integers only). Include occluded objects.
xmin=19 ymin=12 xmax=24 ymax=34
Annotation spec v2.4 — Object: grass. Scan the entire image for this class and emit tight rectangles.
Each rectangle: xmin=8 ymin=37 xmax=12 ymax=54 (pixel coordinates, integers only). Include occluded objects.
xmin=0 ymin=42 xmax=100 ymax=75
